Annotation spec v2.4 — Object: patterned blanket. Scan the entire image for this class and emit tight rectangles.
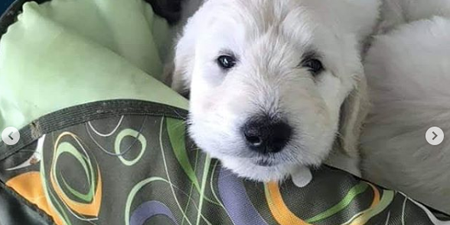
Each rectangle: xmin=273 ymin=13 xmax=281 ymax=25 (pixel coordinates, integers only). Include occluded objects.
xmin=1 ymin=100 xmax=449 ymax=225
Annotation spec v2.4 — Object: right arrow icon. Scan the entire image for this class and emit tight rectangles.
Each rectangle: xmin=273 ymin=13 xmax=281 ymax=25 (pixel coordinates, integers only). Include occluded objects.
xmin=426 ymin=127 xmax=444 ymax=146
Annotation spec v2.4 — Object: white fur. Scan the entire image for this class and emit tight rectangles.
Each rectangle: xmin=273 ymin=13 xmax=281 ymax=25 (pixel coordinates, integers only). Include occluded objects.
xmin=362 ymin=0 xmax=450 ymax=213
xmin=171 ymin=0 xmax=380 ymax=182
xmin=376 ymin=0 xmax=450 ymax=33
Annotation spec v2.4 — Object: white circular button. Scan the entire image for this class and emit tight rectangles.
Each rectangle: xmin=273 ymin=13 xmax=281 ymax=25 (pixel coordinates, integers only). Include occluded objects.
xmin=426 ymin=127 xmax=444 ymax=146
xmin=2 ymin=127 xmax=20 ymax=146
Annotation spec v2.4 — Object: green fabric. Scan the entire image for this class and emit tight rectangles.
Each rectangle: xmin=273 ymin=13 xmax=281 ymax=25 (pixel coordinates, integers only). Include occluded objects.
xmin=0 ymin=0 xmax=188 ymax=131
xmin=2 ymin=101 xmax=448 ymax=225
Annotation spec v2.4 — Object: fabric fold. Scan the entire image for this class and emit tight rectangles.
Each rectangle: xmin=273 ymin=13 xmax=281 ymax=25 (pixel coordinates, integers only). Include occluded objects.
xmin=0 ymin=0 xmax=188 ymax=131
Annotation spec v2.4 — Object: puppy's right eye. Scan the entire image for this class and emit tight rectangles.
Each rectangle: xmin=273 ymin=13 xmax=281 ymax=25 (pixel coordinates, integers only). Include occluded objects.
xmin=302 ymin=58 xmax=324 ymax=75
xmin=300 ymin=51 xmax=325 ymax=76
xmin=217 ymin=55 xmax=236 ymax=70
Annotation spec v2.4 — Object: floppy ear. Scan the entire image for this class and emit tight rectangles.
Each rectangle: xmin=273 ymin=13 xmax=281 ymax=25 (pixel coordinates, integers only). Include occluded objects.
xmin=171 ymin=33 xmax=195 ymax=95
xmin=338 ymin=72 xmax=370 ymax=157
xmin=169 ymin=9 xmax=208 ymax=98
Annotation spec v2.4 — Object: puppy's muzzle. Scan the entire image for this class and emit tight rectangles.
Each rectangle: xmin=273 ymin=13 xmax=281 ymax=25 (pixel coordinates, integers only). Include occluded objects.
xmin=241 ymin=115 xmax=292 ymax=154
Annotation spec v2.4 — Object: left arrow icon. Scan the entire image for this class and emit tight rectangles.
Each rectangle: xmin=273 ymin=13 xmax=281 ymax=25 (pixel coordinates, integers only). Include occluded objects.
xmin=2 ymin=127 xmax=20 ymax=145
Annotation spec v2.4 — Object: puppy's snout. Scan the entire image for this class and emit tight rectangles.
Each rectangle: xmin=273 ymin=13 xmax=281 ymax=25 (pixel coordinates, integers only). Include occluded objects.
xmin=242 ymin=117 xmax=292 ymax=154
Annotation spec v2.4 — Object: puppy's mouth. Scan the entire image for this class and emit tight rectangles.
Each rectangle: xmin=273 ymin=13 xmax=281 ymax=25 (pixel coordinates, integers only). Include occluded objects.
xmin=254 ymin=158 xmax=279 ymax=167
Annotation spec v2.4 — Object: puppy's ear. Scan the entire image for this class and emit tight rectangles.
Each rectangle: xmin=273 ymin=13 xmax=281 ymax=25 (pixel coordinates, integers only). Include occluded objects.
xmin=338 ymin=72 xmax=370 ymax=157
xmin=170 ymin=16 xmax=201 ymax=95
xmin=171 ymin=40 xmax=193 ymax=94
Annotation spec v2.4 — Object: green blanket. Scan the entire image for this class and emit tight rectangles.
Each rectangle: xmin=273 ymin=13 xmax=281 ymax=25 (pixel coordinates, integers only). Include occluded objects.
xmin=0 ymin=0 xmax=188 ymax=132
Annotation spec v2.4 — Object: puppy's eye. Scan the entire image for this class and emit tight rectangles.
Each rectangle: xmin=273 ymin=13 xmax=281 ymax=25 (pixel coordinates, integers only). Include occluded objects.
xmin=217 ymin=55 xmax=236 ymax=70
xmin=302 ymin=58 xmax=324 ymax=75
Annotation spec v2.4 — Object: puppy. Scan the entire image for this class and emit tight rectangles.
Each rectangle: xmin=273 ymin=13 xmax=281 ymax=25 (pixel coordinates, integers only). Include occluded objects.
xmin=170 ymin=0 xmax=380 ymax=182
xmin=361 ymin=0 xmax=450 ymax=213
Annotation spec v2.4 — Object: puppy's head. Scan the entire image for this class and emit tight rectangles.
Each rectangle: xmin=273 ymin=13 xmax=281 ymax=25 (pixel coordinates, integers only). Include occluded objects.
xmin=172 ymin=0 xmax=376 ymax=182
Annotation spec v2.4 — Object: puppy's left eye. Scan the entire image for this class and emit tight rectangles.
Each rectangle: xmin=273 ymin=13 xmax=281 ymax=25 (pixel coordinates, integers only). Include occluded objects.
xmin=217 ymin=55 xmax=237 ymax=70
xmin=302 ymin=58 xmax=324 ymax=75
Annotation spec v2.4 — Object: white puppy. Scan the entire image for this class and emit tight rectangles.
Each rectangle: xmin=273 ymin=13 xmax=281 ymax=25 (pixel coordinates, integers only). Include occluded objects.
xmin=170 ymin=0 xmax=380 ymax=182
xmin=362 ymin=0 xmax=450 ymax=213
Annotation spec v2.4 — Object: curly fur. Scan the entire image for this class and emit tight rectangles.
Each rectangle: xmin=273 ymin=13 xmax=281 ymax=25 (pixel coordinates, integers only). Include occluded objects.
xmin=362 ymin=0 xmax=450 ymax=213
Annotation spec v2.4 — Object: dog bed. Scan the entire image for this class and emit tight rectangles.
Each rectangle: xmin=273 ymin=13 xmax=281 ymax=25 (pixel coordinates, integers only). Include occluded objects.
xmin=0 ymin=0 xmax=449 ymax=224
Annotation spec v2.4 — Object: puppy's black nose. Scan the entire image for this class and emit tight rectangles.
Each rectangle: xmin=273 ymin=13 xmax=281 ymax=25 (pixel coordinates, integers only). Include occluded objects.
xmin=242 ymin=117 xmax=292 ymax=154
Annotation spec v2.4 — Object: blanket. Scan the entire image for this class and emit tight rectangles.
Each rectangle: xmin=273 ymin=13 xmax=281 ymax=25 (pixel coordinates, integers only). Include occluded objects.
xmin=0 ymin=0 xmax=188 ymax=132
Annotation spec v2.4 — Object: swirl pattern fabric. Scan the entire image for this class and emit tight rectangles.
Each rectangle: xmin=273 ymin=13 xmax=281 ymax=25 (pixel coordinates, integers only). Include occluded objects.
xmin=0 ymin=100 xmax=449 ymax=225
